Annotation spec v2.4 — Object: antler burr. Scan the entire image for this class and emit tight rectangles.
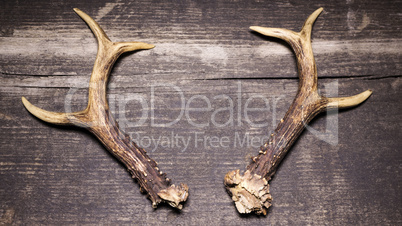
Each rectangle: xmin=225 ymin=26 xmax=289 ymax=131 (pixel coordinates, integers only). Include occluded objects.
xmin=224 ymin=8 xmax=372 ymax=215
xmin=22 ymin=9 xmax=188 ymax=209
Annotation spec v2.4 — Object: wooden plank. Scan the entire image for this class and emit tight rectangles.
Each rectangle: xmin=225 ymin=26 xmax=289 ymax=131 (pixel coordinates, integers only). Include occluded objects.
xmin=1 ymin=77 xmax=401 ymax=224
xmin=0 ymin=0 xmax=401 ymax=224
xmin=0 ymin=0 xmax=401 ymax=79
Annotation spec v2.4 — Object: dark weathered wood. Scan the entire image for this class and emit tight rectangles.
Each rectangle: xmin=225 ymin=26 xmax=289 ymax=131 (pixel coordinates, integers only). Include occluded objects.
xmin=0 ymin=0 xmax=400 ymax=80
xmin=0 ymin=0 xmax=401 ymax=224
xmin=1 ymin=78 xmax=401 ymax=224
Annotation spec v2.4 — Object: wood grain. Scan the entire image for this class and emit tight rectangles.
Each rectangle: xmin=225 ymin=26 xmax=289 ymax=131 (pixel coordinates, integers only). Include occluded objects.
xmin=0 ymin=0 xmax=401 ymax=224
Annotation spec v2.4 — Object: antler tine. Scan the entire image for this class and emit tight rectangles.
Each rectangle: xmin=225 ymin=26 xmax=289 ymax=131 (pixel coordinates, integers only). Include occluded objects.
xmin=249 ymin=26 xmax=299 ymax=47
xmin=225 ymin=8 xmax=372 ymax=215
xmin=74 ymin=8 xmax=154 ymax=113
xmin=250 ymin=16 xmax=318 ymax=93
xmin=73 ymin=8 xmax=154 ymax=52
xmin=73 ymin=8 xmax=111 ymax=46
xmin=250 ymin=7 xmax=371 ymax=109
xmin=250 ymin=8 xmax=325 ymax=93
xmin=300 ymin=7 xmax=324 ymax=40
xmin=250 ymin=8 xmax=323 ymax=42
xmin=22 ymin=9 xmax=188 ymax=209
xmin=21 ymin=97 xmax=85 ymax=126
xmin=327 ymin=89 xmax=373 ymax=109
xmin=22 ymin=9 xmax=155 ymax=126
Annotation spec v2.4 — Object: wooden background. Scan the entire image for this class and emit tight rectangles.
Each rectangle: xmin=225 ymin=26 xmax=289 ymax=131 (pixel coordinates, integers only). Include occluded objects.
xmin=1 ymin=0 xmax=401 ymax=225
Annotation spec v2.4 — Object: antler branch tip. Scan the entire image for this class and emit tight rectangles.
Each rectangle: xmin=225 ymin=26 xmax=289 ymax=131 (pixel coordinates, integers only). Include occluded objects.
xmin=22 ymin=97 xmax=72 ymax=125
xmin=249 ymin=26 xmax=298 ymax=40
xmin=327 ymin=89 xmax=372 ymax=109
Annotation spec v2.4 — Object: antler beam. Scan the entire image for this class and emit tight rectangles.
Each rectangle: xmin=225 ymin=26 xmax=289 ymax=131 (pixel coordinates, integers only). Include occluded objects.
xmin=22 ymin=9 xmax=188 ymax=209
xmin=224 ymin=8 xmax=372 ymax=215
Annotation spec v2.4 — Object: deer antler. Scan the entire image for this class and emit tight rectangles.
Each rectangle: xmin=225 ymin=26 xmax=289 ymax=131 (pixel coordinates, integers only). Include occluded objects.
xmin=224 ymin=8 xmax=372 ymax=215
xmin=22 ymin=9 xmax=188 ymax=209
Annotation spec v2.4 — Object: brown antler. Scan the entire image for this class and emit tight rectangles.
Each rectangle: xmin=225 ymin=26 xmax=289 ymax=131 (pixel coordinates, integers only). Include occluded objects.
xmin=22 ymin=9 xmax=188 ymax=209
xmin=224 ymin=8 xmax=372 ymax=215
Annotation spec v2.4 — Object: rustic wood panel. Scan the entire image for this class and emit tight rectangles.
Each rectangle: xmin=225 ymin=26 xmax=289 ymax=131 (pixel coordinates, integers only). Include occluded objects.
xmin=0 ymin=0 xmax=401 ymax=225
xmin=1 ymin=0 xmax=401 ymax=79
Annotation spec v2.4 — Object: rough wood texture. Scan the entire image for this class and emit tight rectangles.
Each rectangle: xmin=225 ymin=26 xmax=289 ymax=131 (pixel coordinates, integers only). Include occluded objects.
xmin=0 ymin=0 xmax=401 ymax=225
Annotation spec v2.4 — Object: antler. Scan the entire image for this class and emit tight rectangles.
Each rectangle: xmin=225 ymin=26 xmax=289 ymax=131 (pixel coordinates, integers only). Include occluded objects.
xmin=22 ymin=9 xmax=188 ymax=209
xmin=224 ymin=8 xmax=372 ymax=215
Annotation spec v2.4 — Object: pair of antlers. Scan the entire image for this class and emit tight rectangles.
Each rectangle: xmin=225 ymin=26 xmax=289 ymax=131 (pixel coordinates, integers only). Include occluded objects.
xmin=22 ymin=8 xmax=371 ymax=215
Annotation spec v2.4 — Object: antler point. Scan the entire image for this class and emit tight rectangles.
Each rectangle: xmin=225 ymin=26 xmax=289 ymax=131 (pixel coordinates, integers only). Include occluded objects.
xmin=327 ymin=89 xmax=373 ymax=109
